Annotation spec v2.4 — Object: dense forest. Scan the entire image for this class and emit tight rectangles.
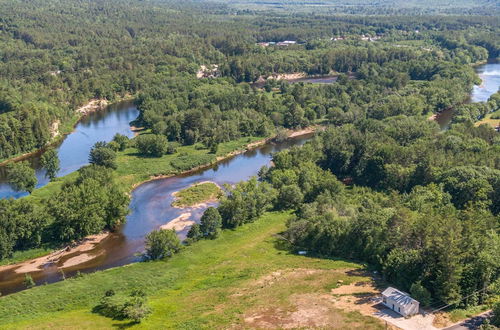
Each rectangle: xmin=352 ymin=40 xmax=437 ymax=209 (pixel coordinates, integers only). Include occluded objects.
xmin=202 ymin=118 xmax=500 ymax=308
xmin=0 ymin=0 xmax=499 ymax=325
xmin=0 ymin=0 xmax=499 ymax=159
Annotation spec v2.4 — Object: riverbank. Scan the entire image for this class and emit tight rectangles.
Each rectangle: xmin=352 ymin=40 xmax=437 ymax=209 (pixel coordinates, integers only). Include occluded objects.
xmin=127 ymin=125 xmax=320 ymax=193
xmin=0 ymin=96 xmax=134 ymax=167
xmin=0 ymin=212 xmax=381 ymax=329
xmin=1 ymin=126 xmax=320 ymax=278
xmin=0 ymin=233 xmax=109 ymax=277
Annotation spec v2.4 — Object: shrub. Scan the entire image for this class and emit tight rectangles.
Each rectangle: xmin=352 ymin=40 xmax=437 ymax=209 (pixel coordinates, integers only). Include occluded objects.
xmin=23 ymin=274 xmax=35 ymax=288
xmin=145 ymin=229 xmax=182 ymax=260
xmin=94 ymin=290 xmax=152 ymax=323
xmin=186 ymin=223 xmax=202 ymax=244
xmin=89 ymin=141 xmax=117 ymax=169
xmin=135 ymin=134 xmax=168 ymax=157
xmin=7 ymin=161 xmax=37 ymax=193
xmin=410 ymin=281 xmax=432 ymax=307
xmin=200 ymin=207 xmax=222 ymax=239
xmin=113 ymin=133 xmax=129 ymax=151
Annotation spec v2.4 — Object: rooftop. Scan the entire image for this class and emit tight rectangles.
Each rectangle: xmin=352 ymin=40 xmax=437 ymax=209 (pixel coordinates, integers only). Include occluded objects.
xmin=382 ymin=287 xmax=418 ymax=306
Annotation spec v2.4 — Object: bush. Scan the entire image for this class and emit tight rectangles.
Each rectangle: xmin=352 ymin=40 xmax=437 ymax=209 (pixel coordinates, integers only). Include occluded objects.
xmin=89 ymin=141 xmax=117 ymax=169
xmin=94 ymin=290 xmax=151 ymax=323
xmin=23 ymin=274 xmax=35 ymax=288
xmin=186 ymin=223 xmax=202 ymax=244
xmin=200 ymin=207 xmax=222 ymax=239
xmin=113 ymin=133 xmax=129 ymax=151
xmin=7 ymin=161 xmax=37 ymax=193
xmin=410 ymin=281 xmax=432 ymax=307
xmin=135 ymin=134 xmax=168 ymax=157
xmin=166 ymin=143 xmax=178 ymax=154
xmin=492 ymin=301 xmax=500 ymax=327
xmin=145 ymin=229 xmax=182 ymax=260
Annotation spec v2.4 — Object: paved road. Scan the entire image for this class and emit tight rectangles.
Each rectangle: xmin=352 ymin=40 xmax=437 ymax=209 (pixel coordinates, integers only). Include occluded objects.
xmin=444 ymin=311 xmax=492 ymax=330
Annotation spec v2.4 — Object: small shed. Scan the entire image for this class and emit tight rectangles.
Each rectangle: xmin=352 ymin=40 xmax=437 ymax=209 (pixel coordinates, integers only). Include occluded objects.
xmin=381 ymin=287 xmax=419 ymax=317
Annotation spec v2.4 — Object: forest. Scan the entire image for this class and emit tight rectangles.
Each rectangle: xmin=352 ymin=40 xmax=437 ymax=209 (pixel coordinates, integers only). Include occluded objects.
xmin=0 ymin=0 xmax=499 ymax=327
xmin=0 ymin=0 xmax=499 ymax=159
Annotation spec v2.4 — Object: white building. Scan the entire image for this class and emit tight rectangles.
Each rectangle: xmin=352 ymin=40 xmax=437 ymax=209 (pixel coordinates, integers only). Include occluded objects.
xmin=381 ymin=287 xmax=419 ymax=317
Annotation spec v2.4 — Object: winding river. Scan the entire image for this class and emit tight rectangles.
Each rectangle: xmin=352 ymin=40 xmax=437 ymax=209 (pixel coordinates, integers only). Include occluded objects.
xmin=0 ymin=101 xmax=139 ymax=199
xmin=0 ymin=133 xmax=311 ymax=295
xmin=0 ymin=62 xmax=499 ymax=296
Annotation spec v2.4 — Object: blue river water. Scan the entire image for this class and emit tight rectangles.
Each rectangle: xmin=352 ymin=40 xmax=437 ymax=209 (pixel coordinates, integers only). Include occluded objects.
xmin=0 ymin=101 xmax=139 ymax=199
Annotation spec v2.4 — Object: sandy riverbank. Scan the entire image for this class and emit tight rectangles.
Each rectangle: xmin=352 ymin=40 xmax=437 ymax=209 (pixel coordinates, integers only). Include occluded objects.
xmin=2 ymin=126 xmax=320 ymax=278
xmin=160 ymin=213 xmax=195 ymax=232
xmin=0 ymin=233 xmax=110 ymax=275
xmin=76 ymin=99 xmax=109 ymax=116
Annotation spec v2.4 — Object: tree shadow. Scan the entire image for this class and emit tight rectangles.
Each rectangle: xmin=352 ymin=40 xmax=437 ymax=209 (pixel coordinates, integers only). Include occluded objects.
xmin=112 ymin=321 xmax=139 ymax=329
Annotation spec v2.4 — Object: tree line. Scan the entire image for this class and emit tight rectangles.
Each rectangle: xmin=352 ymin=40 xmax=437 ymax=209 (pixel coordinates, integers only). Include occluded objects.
xmin=198 ymin=118 xmax=499 ymax=308
xmin=0 ymin=165 xmax=129 ymax=260
xmin=1 ymin=0 xmax=498 ymax=160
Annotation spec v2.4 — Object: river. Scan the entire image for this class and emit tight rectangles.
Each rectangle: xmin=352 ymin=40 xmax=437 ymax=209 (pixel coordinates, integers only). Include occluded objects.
xmin=0 ymin=101 xmax=139 ymax=199
xmin=436 ymin=61 xmax=500 ymax=128
xmin=0 ymin=62 xmax=498 ymax=295
xmin=0 ymin=134 xmax=312 ymax=295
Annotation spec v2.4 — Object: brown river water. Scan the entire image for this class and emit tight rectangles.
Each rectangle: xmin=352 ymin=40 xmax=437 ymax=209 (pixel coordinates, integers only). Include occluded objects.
xmin=0 ymin=133 xmax=312 ymax=295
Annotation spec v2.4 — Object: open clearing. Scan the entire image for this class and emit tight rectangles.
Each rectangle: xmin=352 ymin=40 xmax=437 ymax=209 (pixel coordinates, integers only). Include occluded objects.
xmin=0 ymin=211 xmax=383 ymax=329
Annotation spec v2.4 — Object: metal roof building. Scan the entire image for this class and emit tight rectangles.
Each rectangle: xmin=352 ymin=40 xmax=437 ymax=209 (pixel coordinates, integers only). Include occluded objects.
xmin=381 ymin=287 xmax=420 ymax=317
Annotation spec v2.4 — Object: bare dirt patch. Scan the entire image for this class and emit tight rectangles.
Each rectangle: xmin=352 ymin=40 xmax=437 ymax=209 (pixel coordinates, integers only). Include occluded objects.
xmin=432 ymin=312 xmax=453 ymax=328
xmin=330 ymin=281 xmax=379 ymax=295
xmin=244 ymin=293 xmax=349 ymax=329
xmin=233 ymin=268 xmax=384 ymax=329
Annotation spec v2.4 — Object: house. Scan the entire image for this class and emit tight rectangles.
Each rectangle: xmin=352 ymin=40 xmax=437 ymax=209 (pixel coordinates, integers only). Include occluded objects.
xmin=381 ymin=287 xmax=419 ymax=317
xmin=276 ymin=40 xmax=297 ymax=46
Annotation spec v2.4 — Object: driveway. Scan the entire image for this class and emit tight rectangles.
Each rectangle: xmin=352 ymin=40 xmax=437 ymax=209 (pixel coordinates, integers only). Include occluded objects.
xmin=373 ymin=304 xmax=438 ymax=330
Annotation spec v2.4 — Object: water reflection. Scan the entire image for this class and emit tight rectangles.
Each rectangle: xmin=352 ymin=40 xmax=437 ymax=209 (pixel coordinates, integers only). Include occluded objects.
xmin=0 ymin=101 xmax=139 ymax=199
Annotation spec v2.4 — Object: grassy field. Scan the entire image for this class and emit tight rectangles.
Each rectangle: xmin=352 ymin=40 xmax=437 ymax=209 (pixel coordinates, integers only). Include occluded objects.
xmin=172 ymin=182 xmax=222 ymax=208
xmin=0 ymin=211 xmax=382 ymax=329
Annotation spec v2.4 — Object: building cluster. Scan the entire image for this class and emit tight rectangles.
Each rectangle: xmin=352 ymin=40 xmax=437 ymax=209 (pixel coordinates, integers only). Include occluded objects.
xmin=257 ymin=40 xmax=297 ymax=47
xmin=331 ymin=34 xmax=382 ymax=42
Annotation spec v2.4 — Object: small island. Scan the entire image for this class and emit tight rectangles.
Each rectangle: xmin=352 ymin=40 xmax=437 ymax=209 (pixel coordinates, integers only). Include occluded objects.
xmin=171 ymin=182 xmax=222 ymax=208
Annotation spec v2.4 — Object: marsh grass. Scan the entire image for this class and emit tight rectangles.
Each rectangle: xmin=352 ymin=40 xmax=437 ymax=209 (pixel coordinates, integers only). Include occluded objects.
xmin=172 ymin=182 xmax=222 ymax=208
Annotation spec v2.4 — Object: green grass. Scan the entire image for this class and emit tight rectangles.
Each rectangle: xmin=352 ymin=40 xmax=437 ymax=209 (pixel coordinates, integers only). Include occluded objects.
xmin=0 ymin=248 xmax=53 ymax=267
xmin=0 ymin=211 xmax=381 ymax=329
xmin=114 ymin=135 xmax=264 ymax=192
xmin=449 ymin=304 xmax=491 ymax=322
xmin=26 ymin=136 xmax=264 ymax=201
xmin=172 ymin=182 xmax=222 ymax=208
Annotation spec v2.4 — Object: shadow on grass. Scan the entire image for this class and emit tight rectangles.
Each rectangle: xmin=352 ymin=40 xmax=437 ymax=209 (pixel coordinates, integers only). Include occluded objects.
xmin=92 ymin=305 xmax=140 ymax=329
xmin=112 ymin=321 xmax=139 ymax=329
